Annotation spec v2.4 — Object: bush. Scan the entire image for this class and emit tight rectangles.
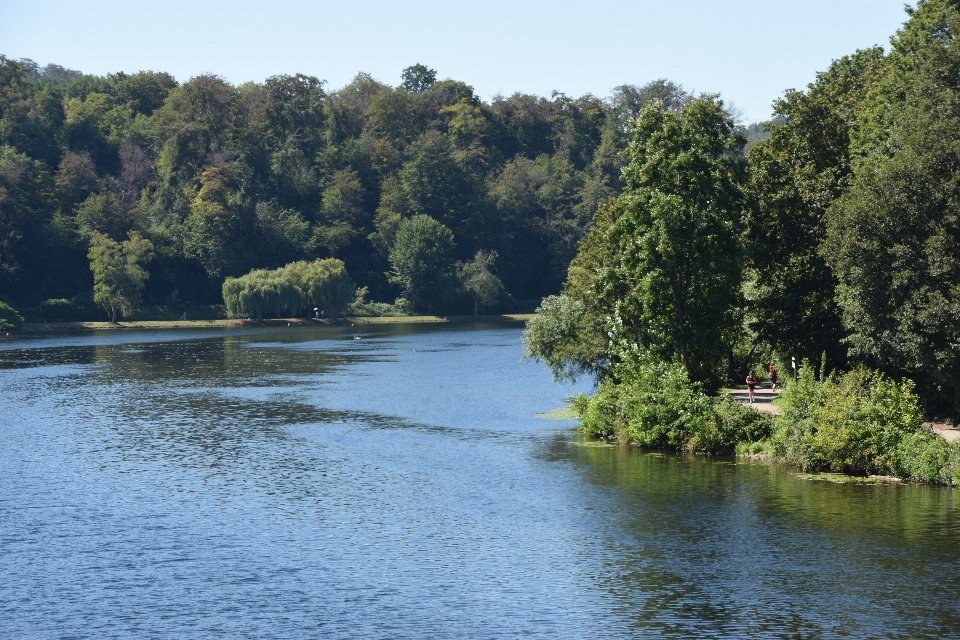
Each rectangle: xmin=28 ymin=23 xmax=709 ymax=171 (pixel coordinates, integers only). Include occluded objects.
xmin=895 ymin=432 xmax=960 ymax=484
xmin=773 ymin=364 xmax=927 ymax=476
xmin=346 ymin=287 xmax=405 ymax=317
xmin=0 ymin=301 xmax=24 ymax=330
xmin=574 ymin=351 xmax=772 ymax=454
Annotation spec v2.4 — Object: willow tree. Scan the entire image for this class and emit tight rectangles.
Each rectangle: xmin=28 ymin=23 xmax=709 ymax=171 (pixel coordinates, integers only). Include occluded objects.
xmin=283 ymin=258 xmax=355 ymax=317
xmin=222 ymin=269 xmax=302 ymax=320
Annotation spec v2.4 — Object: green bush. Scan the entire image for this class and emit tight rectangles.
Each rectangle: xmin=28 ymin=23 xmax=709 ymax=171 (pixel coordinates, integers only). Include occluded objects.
xmin=894 ymin=432 xmax=960 ymax=484
xmin=773 ymin=365 xmax=927 ymax=476
xmin=0 ymin=301 xmax=24 ymax=330
xmin=574 ymin=351 xmax=772 ymax=454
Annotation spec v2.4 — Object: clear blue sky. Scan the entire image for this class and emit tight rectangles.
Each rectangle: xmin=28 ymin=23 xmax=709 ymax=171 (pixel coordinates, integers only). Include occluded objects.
xmin=1 ymin=0 xmax=910 ymax=122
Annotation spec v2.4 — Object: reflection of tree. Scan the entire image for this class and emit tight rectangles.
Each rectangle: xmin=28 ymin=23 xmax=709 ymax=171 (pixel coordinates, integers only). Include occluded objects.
xmin=546 ymin=434 xmax=960 ymax=635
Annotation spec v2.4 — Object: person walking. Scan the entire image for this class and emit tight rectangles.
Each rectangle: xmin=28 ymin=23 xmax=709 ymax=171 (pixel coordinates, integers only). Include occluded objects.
xmin=769 ymin=362 xmax=778 ymax=390
xmin=746 ymin=370 xmax=757 ymax=404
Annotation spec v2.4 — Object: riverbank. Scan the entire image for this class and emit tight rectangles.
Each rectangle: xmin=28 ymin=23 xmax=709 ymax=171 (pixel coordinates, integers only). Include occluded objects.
xmin=19 ymin=314 xmax=534 ymax=332
xmin=726 ymin=384 xmax=960 ymax=441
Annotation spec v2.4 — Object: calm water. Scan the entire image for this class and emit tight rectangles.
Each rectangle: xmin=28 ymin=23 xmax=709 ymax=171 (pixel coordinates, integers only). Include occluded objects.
xmin=2 ymin=324 xmax=960 ymax=639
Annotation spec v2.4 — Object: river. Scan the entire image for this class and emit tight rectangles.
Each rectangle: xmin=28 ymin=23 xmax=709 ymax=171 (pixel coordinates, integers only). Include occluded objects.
xmin=2 ymin=323 xmax=960 ymax=638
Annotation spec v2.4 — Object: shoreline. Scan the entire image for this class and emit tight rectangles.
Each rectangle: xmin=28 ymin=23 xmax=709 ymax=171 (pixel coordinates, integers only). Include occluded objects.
xmin=18 ymin=314 xmax=534 ymax=332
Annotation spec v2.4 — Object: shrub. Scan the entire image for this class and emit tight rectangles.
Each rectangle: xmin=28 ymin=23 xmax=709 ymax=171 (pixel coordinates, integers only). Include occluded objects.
xmin=894 ymin=432 xmax=960 ymax=484
xmin=0 ymin=301 xmax=24 ymax=330
xmin=347 ymin=287 xmax=404 ymax=317
xmin=574 ymin=351 xmax=773 ymax=454
xmin=773 ymin=365 xmax=926 ymax=476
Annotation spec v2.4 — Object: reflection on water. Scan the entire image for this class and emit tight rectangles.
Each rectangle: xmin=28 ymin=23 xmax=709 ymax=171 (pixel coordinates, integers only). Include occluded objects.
xmin=2 ymin=324 xmax=960 ymax=638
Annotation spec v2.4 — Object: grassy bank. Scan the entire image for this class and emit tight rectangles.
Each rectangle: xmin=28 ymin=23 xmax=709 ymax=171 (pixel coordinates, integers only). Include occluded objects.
xmin=20 ymin=314 xmax=534 ymax=332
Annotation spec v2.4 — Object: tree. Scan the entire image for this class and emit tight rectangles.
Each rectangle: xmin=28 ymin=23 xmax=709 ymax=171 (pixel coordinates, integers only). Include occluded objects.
xmin=524 ymin=98 xmax=746 ymax=387
xmin=0 ymin=300 xmax=24 ymax=330
xmin=283 ymin=258 xmax=355 ymax=317
xmin=823 ymin=0 xmax=960 ymax=414
xmin=522 ymin=294 xmax=594 ymax=381
xmin=745 ymin=47 xmax=883 ymax=370
xmin=399 ymin=64 xmax=437 ymax=93
xmin=222 ymin=268 xmax=302 ymax=320
xmin=88 ymin=231 xmax=154 ymax=322
xmin=458 ymin=250 xmax=502 ymax=317
xmin=388 ymin=214 xmax=456 ymax=312
xmin=184 ymin=165 xmax=250 ymax=279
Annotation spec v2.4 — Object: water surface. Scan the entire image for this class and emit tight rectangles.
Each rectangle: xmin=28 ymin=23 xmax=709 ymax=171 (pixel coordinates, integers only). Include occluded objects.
xmin=2 ymin=324 xmax=959 ymax=638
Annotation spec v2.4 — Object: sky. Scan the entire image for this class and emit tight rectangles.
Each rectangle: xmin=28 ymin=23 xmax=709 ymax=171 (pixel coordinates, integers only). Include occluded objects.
xmin=1 ymin=0 xmax=911 ymax=123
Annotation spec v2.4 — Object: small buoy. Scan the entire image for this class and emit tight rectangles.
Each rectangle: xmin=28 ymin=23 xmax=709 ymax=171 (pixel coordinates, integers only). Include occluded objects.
xmin=287 ymin=322 xmax=291 ymax=326
xmin=351 ymin=323 xmax=354 ymax=327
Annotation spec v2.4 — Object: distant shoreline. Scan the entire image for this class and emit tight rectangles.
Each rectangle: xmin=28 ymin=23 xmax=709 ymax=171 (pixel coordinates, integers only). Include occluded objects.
xmin=20 ymin=314 xmax=534 ymax=332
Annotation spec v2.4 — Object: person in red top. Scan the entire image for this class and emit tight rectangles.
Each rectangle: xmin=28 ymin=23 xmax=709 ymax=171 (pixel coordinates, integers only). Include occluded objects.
xmin=745 ymin=370 xmax=757 ymax=403
xmin=769 ymin=362 xmax=778 ymax=390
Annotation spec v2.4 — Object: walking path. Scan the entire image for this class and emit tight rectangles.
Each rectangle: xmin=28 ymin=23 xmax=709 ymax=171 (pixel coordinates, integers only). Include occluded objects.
xmin=727 ymin=385 xmax=781 ymax=415
xmin=727 ymin=384 xmax=960 ymax=441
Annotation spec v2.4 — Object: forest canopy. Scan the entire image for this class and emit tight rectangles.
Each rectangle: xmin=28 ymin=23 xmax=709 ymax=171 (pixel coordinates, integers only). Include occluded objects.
xmin=0 ymin=56 xmax=694 ymax=318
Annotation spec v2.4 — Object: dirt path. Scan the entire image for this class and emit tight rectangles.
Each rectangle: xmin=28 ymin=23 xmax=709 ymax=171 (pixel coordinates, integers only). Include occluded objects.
xmin=727 ymin=385 xmax=781 ymax=414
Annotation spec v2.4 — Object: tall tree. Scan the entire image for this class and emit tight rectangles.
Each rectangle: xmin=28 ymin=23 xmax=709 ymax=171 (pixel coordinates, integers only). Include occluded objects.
xmin=458 ymin=250 xmax=502 ymax=317
xmin=598 ymin=96 xmax=746 ymax=387
xmin=88 ymin=231 xmax=154 ymax=322
xmin=388 ymin=214 xmax=456 ymax=312
xmin=745 ymin=47 xmax=883 ymax=368
xmin=824 ymin=0 xmax=960 ymax=413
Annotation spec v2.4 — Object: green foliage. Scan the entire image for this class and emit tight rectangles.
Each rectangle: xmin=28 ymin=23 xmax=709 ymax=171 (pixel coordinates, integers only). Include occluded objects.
xmin=388 ymin=214 xmax=456 ymax=313
xmin=222 ymin=269 xmax=302 ymax=320
xmin=88 ymin=231 xmax=154 ymax=322
xmin=574 ymin=97 xmax=744 ymax=389
xmin=283 ymin=258 xmax=355 ymax=317
xmin=222 ymin=258 xmax=354 ymax=319
xmin=347 ymin=286 xmax=404 ymax=317
xmin=0 ymin=300 xmax=24 ymax=330
xmin=744 ymin=50 xmax=883 ymax=370
xmin=574 ymin=351 xmax=772 ymax=453
xmin=522 ymin=294 xmax=596 ymax=382
xmin=773 ymin=365 xmax=928 ymax=476
xmin=523 ymin=97 xmax=747 ymax=388
xmin=2 ymin=52 xmax=673 ymax=315
xmin=821 ymin=0 xmax=960 ymax=414
xmin=458 ymin=250 xmax=502 ymax=316
xmin=399 ymin=64 xmax=437 ymax=93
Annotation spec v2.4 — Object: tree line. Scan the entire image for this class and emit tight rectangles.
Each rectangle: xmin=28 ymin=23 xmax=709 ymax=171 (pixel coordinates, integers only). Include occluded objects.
xmin=525 ymin=0 xmax=960 ymax=419
xmin=0 ymin=55 xmax=697 ymax=318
